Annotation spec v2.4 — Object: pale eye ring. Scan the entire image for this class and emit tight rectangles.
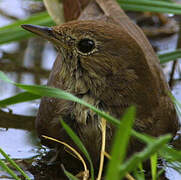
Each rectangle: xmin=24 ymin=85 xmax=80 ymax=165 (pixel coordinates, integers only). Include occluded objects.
xmin=77 ymin=38 xmax=95 ymax=54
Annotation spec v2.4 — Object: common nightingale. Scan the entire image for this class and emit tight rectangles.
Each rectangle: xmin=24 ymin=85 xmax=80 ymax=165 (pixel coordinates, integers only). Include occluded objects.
xmin=22 ymin=20 xmax=178 ymax=171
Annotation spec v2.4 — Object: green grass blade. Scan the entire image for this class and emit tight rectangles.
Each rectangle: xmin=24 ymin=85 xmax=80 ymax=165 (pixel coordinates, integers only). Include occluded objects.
xmin=0 ymin=71 xmax=154 ymax=144
xmin=156 ymin=0 xmax=173 ymax=2
xmin=133 ymin=164 xmax=145 ymax=180
xmin=61 ymin=120 xmax=94 ymax=180
xmin=118 ymin=0 xmax=181 ymax=14
xmin=0 ymin=159 xmax=20 ymax=180
xmin=150 ymin=153 xmax=157 ymax=180
xmin=106 ymin=106 xmax=136 ymax=180
xmin=119 ymin=0 xmax=181 ymax=9
xmin=0 ymin=92 xmax=40 ymax=107
xmin=158 ymin=49 xmax=181 ymax=64
xmin=0 ymin=148 xmax=31 ymax=180
xmin=0 ymin=11 xmax=55 ymax=44
xmin=136 ymin=163 xmax=145 ymax=180
xmin=0 ymin=71 xmax=174 ymax=146
xmin=63 ymin=170 xmax=79 ymax=180
xmin=119 ymin=134 xmax=171 ymax=179
xmin=0 ymin=71 xmax=120 ymax=127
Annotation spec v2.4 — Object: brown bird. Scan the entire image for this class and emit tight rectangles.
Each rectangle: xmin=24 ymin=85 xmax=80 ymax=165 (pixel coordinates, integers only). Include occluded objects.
xmin=21 ymin=20 xmax=178 ymax=172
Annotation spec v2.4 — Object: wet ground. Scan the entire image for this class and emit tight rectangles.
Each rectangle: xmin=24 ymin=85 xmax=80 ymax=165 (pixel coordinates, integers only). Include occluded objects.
xmin=0 ymin=0 xmax=181 ymax=179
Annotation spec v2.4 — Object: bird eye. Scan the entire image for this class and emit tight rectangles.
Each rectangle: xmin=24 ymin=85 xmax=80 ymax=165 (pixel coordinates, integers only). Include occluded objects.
xmin=77 ymin=38 xmax=95 ymax=54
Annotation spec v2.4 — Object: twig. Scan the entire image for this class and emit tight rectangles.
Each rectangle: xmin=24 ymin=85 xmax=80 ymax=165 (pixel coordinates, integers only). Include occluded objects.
xmin=0 ymin=109 xmax=35 ymax=131
xmin=104 ymin=151 xmax=111 ymax=159
xmin=0 ymin=8 xmax=18 ymax=20
xmin=0 ymin=63 xmax=50 ymax=78
xmin=169 ymin=20 xmax=181 ymax=89
xmin=169 ymin=60 xmax=178 ymax=89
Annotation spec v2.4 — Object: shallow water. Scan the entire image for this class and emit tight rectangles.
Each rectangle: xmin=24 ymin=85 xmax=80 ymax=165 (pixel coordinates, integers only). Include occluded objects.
xmin=0 ymin=0 xmax=181 ymax=179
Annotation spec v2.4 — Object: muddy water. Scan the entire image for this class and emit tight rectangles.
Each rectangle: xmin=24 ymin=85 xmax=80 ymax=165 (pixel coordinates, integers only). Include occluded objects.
xmin=0 ymin=0 xmax=181 ymax=179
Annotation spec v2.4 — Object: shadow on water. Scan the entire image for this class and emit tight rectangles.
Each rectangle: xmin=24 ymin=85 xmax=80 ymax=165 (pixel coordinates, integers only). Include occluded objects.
xmin=0 ymin=0 xmax=181 ymax=179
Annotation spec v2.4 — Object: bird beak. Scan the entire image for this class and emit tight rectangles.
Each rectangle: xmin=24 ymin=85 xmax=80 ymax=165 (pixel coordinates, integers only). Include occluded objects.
xmin=21 ymin=24 xmax=55 ymax=41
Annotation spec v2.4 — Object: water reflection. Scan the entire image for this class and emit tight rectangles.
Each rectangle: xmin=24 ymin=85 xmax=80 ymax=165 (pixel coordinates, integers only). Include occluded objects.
xmin=0 ymin=128 xmax=39 ymax=159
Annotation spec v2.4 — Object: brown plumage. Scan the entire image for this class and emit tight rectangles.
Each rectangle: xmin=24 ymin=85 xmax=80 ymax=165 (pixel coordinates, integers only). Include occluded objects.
xmin=21 ymin=20 xmax=178 ymax=172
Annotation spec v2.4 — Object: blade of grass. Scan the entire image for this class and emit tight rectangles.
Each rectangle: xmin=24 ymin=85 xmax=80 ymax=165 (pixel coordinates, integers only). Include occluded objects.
xmin=0 ymin=159 xmax=20 ymax=180
xmin=61 ymin=120 xmax=94 ymax=180
xmin=0 ymin=148 xmax=31 ymax=180
xmin=0 ymin=71 xmax=120 ymax=127
xmin=119 ymin=134 xmax=171 ymax=179
xmin=155 ymin=0 xmax=173 ymax=2
xmin=0 ymin=92 xmax=40 ymax=107
xmin=133 ymin=169 xmax=145 ymax=180
xmin=118 ymin=0 xmax=181 ymax=14
xmin=150 ymin=153 xmax=157 ymax=180
xmin=0 ymin=11 xmax=55 ymax=44
xmin=121 ymin=4 xmax=181 ymax=14
xmin=133 ymin=163 xmax=145 ymax=180
xmin=119 ymin=0 xmax=181 ymax=9
xmin=63 ymin=169 xmax=79 ymax=180
xmin=106 ymin=106 xmax=136 ymax=180
xmin=158 ymin=49 xmax=181 ymax=64
xmin=0 ymin=71 xmax=163 ymax=145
